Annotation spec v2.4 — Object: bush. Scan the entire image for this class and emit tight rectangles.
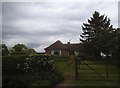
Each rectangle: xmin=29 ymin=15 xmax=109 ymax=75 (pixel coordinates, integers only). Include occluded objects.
xmin=31 ymin=80 xmax=52 ymax=88
xmin=2 ymin=55 xmax=28 ymax=75
xmin=2 ymin=76 xmax=30 ymax=88
xmin=50 ymin=70 xmax=64 ymax=85
xmin=2 ymin=54 xmax=64 ymax=87
xmin=29 ymin=71 xmax=64 ymax=87
xmin=3 ymin=55 xmax=56 ymax=75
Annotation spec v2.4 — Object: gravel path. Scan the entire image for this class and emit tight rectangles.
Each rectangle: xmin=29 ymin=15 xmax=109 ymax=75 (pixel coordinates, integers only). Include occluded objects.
xmin=54 ymin=71 xmax=76 ymax=88
xmin=54 ymin=79 xmax=76 ymax=87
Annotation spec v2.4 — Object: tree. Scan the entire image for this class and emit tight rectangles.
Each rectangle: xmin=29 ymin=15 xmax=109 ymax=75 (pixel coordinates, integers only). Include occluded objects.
xmin=12 ymin=44 xmax=27 ymax=52
xmin=11 ymin=44 xmax=28 ymax=55
xmin=80 ymin=11 xmax=113 ymax=58
xmin=110 ymin=28 xmax=120 ymax=60
xmin=117 ymin=28 xmax=120 ymax=60
xmin=2 ymin=44 xmax=9 ymax=56
xmin=11 ymin=44 xmax=36 ymax=55
xmin=27 ymin=48 xmax=36 ymax=55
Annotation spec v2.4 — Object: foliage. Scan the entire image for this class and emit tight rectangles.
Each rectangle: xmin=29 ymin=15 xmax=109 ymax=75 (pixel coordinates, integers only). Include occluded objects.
xmin=12 ymin=44 xmax=27 ymax=52
xmin=1 ymin=43 xmax=37 ymax=56
xmin=2 ymin=44 xmax=9 ymax=56
xmin=2 ymin=54 xmax=64 ymax=87
xmin=10 ymin=44 xmax=36 ymax=55
xmin=31 ymin=70 xmax=64 ymax=87
xmin=2 ymin=75 xmax=30 ymax=88
xmin=45 ymin=70 xmax=64 ymax=85
xmin=31 ymin=80 xmax=52 ymax=87
xmin=3 ymin=55 xmax=56 ymax=75
xmin=80 ymin=11 xmax=117 ymax=58
xmin=111 ymin=28 xmax=120 ymax=60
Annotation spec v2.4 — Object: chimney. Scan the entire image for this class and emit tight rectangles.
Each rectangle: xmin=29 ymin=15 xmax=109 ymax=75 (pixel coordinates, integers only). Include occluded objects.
xmin=67 ymin=42 xmax=70 ymax=44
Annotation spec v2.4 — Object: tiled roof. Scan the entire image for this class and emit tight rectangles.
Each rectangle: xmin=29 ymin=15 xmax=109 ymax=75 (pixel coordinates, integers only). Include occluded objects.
xmin=44 ymin=40 xmax=85 ymax=52
xmin=64 ymin=44 xmax=81 ymax=51
xmin=44 ymin=40 xmax=68 ymax=50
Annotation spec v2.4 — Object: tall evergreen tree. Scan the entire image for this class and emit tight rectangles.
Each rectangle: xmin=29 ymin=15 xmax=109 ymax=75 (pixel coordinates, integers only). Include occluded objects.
xmin=80 ymin=11 xmax=113 ymax=58
xmin=111 ymin=28 xmax=120 ymax=60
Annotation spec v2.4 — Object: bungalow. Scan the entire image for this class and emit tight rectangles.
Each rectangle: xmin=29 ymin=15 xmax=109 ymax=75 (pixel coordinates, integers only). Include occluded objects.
xmin=44 ymin=40 xmax=87 ymax=56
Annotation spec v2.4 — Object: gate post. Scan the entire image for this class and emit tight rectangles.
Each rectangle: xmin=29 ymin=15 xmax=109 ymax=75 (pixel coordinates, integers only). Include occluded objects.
xmin=106 ymin=55 xmax=109 ymax=80
xmin=74 ymin=52 xmax=79 ymax=80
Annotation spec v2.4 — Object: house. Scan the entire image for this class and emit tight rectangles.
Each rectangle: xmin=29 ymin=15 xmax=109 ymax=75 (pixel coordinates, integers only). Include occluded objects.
xmin=44 ymin=40 xmax=87 ymax=56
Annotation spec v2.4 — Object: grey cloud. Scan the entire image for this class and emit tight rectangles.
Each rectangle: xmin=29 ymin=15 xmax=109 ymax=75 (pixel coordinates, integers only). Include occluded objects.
xmin=118 ymin=1 xmax=120 ymax=27
xmin=2 ymin=2 xmax=118 ymax=52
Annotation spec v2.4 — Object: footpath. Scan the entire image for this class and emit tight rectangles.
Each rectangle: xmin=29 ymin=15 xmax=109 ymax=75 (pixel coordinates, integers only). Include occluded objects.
xmin=54 ymin=71 xmax=76 ymax=88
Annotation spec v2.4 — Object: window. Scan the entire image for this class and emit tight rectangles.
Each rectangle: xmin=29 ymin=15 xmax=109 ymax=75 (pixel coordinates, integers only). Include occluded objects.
xmin=51 ymin=50 xmax=61 ymax=55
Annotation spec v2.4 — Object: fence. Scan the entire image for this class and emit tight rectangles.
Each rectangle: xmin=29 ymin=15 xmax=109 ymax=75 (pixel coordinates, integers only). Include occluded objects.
xmin=54 ymin=56 xmax=119 ymax=81
xmin=77 ymin=58 xmax=119 ymax=81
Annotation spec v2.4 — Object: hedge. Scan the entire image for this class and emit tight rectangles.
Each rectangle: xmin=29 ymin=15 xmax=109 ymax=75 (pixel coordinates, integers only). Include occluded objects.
xmin=2 ymin=55 xmax=64 ymax=88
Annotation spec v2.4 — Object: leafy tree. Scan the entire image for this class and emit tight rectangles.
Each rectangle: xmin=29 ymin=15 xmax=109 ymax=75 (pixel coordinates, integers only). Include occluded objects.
xmin=12 ymin=44 xmax=27 ymax=52
xmin=11 ymin=44 xmax=28 ymax=55
xmin=80 ymin=11 xmax=113 ymax=58
xmin=2 ymin=44 xmax=9 ymax=56
xmin=27 ymin=48 xmax=36 ymax=55
xmin=11 ymin=44 xmax=36 ymax=55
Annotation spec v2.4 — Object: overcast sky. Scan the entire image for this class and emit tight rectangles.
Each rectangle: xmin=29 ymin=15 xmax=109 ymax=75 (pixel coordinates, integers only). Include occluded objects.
xmin=2 ymin=1 xmax=119 ymax=52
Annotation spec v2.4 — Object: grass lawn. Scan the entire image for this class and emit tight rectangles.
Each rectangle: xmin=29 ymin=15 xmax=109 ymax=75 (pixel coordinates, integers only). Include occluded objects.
xmin=56 ymin=61 xmax=68 ymax=73
xmin=76 ymin=60 xmax=120 ymax=86
xmin=56 ymin=61 xmax=75 ymax=73
xmin=55 ymin=56 xmax=75 ymax=73
xmin=55 ymin=57 xmax=120 ymax=87
xmin=75 ymin=80 xmax=119 ymax=86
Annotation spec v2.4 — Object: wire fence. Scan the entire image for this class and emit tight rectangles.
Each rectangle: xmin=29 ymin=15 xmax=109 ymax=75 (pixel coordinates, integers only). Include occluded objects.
xmin=55 ymin=57 xmax=119 ymax=81
xmin=78 ymin=59 xmax=119 ymax=81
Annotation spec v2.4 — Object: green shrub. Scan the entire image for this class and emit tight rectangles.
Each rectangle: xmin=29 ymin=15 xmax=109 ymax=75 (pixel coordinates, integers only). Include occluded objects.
xmin=31 ymin=80 xmax=52 ymax=88
xmin=2 ymin=76 xmax=30 ymax=88
xmin=2 ymin=55 xmax=28 ymax=75
xmin=51 ymin=70 xmax=64 ymax=85
xmin=2 ymin=55 xmax=64 ymax=87
xmin=2 ymin=55 xmax=56 ymax=75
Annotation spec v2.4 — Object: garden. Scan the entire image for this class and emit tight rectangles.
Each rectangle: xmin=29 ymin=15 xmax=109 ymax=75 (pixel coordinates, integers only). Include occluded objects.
xmin=2 ymin=52 xmax=120 ymax=87
xmin=2 ymin=55 xmax=64 ymax=88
